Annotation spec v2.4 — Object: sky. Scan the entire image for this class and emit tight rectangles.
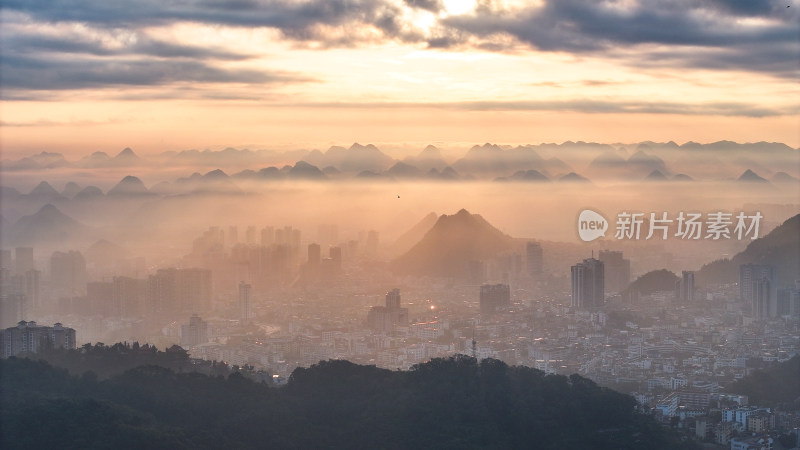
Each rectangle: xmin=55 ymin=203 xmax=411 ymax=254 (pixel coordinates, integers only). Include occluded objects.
xmin=1 ymin=0 xmax=799 ymax=157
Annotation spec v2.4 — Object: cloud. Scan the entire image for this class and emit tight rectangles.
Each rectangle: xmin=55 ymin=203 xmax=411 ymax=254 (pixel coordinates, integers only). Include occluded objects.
xmin=439 ymin=0 xmax=798 ymax=77
xmin=0 ymin=16 xmax=312 ymax=94
xmin=1 ymin=0 xmax=406 ymax=38
xmin=4 ymin=32 xmax=253 ymax=61
xmin=268 ymin=99 xmax=796 ymax=117
xmin=404 ymin=0 xmax=444 ymax=13
xmin=1 ymin=54 xmax=311 ymax=91
xmin=1 ymin=0 xmax=797 ymax=96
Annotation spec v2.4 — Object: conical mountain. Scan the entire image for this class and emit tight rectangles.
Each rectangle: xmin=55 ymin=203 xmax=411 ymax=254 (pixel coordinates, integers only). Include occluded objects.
xmin=78 ymin=151 xmax=111 ymax=167
xmin=9 ymin=204 xmax=92 ymax=245
xmin=404 ymin=145 xmax=448 ymax=171
xmin=386 ymin=161 xmax=423 ymax=178
xmin=28 ymin=181 xmax=60 ymax=197
xmin=113 ymin=147 xmax=141 ymax=164
xmin=559 ymin=172 xmax=590 ymax=183
xmin=108 ymin=176 xmax=150 ymax=196
xmin=419 ymin=144 xmax=442 ymax=159
xmin=771 ymin=172 xmax=798 ymax=183
xmin=75 ymin=186 xmax=104 ymax=199
xmin=644 ymin=170 xmax=668 ymax=181
xmin=738 ymin=169 xmax=769 ymax=183
xmin=288 ymin=161 xmax=326 ymax=180
xmin=392 ymin=209 xmax=514 ymax=278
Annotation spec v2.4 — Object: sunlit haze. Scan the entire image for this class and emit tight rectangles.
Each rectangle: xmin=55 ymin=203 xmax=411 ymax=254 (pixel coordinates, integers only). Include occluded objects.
xmin=1 ymin=1 xmax=799 ymax=448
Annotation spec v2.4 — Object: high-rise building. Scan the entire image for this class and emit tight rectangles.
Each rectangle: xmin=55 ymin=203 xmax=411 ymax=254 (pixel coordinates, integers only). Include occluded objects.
xmin=367 ymin=289 xmax=409 ymax=333
xmin=385 ymin=288 xmax=401 ymax=310
xmin=113 ymin=276 xmax=146 ymax=318
xmin=50 ymin=251 xmax=87 ymax=295
xmin=87 ymin=281 xmax=114 ymax=316
xmin=365 ymin=230 xmax=379 ymax=257
xmin=775 ymin=288 xmax=799 ymax=318
xmin=147 ymin=268 xmax=212 ymax=319
xmin=0 ymin=321 xmax=76 ymax=357
xmin=238 ymin=281 xmax=252 ymax=323
xmin=739 ymin=264 xmax=774 ymax=302
xmin=329 ymin=246 xmax=342 ymax=268
xmin=676 ymin=271 xmax=695 ymax=303
xmin=180 ymin=314 xmax=208 ymax=348
xmin=0 ymin=293 xmax=27 ymax=328
xmin=317 ymin=224 xmax=339 ymax=248
xmin=261 ymin=226 xmax=275 ymax=246
xmin=598 ymin=250 xmax=630 ymax=294
xmin=571 ymin=258 xmax=605 ymax=309
xmin=526 ymin=242 xmax=543 ymax=276
xmin=480 ymin=284 xmax=510 ymax=314
xmin=228 ymin=226 xmax=239 ymax=246
xmin=468 ymin=260 xmax=486 ymax=284
xmin=245 ymin=226 xmax=257 ymax=245
xmin=24 ymin=269 xmax=41 ymax=310
xmin=0 ymin=250 xmax=12 ymax=270
xmin=15 ymin=247 xmax=34 ymax=274
xmin=753 ymin=277 xmax=772 ymax=320
xmin=308 ymin=243 xmax=321 ymax=266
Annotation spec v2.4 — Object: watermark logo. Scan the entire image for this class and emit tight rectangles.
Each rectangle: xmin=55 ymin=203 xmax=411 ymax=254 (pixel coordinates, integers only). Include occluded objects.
xmin=576 ymin=209 xmax=762 ymax=241
xmin=578 ymin=209 xmax=608 ymax=242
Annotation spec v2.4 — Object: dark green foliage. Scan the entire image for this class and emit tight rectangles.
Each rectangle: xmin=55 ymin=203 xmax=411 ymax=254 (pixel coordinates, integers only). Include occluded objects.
xmin=622 ymin=269 xmax=679 ymax=297
xmin=697 ymin=214 xmax=799 ymax=286
xmin=728 ymin=356 xmax=800 ymax=408
xmin=1 ymin=354 xmax=696 ymax=449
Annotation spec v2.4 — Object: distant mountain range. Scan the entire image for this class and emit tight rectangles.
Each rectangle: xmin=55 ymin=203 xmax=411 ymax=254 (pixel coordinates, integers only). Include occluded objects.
xmin=3 ymin=141 xmax=797 ymax=185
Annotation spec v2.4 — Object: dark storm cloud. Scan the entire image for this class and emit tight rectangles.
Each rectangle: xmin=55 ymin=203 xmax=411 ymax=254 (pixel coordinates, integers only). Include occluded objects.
xmin=440 ymin=0 xmax=798 ymax=77
xmin=4 ymin=33 xmax=252 ymax=60
xmin=709 ymin=0 xmax=786 ymax=16
xmin=1 ymin=54 xmax=310 ymax=91
xmin=1 ymin=0 xmax=404 ymax=38
xmin=404 ymin=0 xmax=444 ymax=13
xmin=1 ymin=0 xmax=797 ymax=95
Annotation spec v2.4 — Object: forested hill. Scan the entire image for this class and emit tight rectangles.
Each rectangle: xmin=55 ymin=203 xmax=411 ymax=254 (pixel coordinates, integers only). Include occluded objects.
xmin=0 ymin=355 xmax=695 ymax=450
xmin=728 ymin=356 xmax=800 ymax=408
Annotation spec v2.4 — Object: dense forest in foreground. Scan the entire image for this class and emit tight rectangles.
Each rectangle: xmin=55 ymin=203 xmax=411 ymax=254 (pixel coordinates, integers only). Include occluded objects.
xmin=1 ymin=350 xmax=696 ymax=449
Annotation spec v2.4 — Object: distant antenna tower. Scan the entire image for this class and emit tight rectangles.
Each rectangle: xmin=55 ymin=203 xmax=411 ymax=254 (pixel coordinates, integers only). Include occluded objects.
xmin=471 ymin=325 xmax=477 ymax=359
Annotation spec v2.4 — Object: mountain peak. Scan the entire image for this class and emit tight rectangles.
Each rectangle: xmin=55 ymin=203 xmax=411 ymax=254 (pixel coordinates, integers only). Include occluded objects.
xmin=38 ymin=203 xmax=61 ymax=214
xmin=738 ymin=169 xmax=768 ymax=183
xmin=108 ymin=175 xmax=150 ymax=196
xmin=203 ymin=169 xmax=229 ymax=179
xmin=8 ymin=203 xmax=90 ymax=245
xmin=645 ymin=170 xmax=668 ymax=181
xmin=393 ymin=209 xmax=514 ymax=278
xmin=419 ymin=145 xmax=442 ymax=157
xmin=115 ymin=147 xmax=140 ymax=160
xmin=29 ymin=181 xmax=59 ymax=196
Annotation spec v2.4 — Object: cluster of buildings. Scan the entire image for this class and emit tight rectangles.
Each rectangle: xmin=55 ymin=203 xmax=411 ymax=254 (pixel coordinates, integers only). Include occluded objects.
xmin=3 ymin=220 xmax=799 ymax=447
xmin=1 ymin=320 xmax=76 ymax=358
